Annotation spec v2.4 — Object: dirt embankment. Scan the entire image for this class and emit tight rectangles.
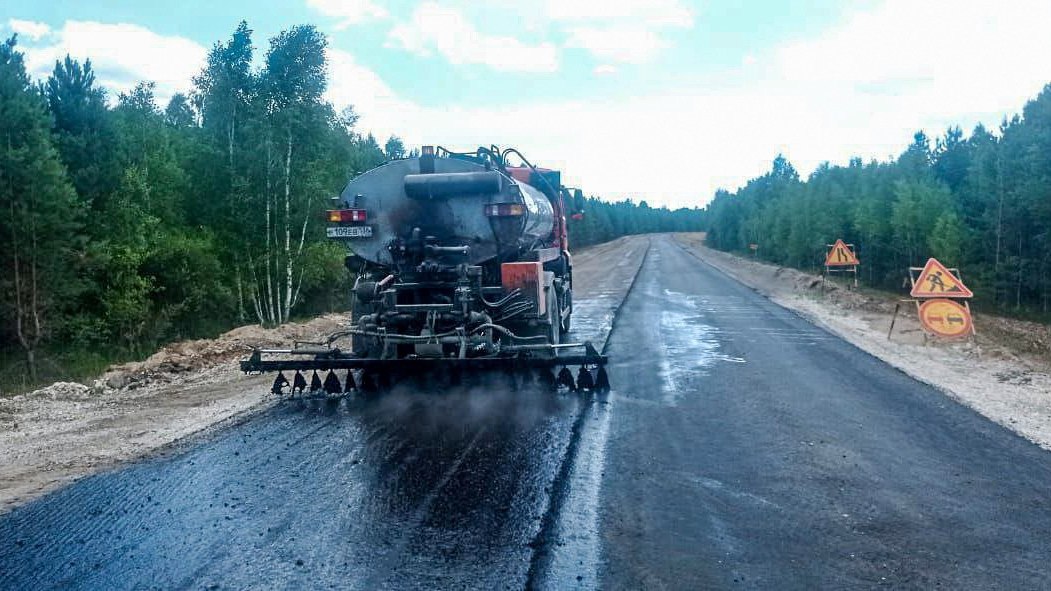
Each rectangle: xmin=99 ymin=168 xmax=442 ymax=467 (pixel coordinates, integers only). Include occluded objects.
xmin=0 ymin=314 xmax=348 ymax=511
xmin=674 ymin=233 xmax=1051 ymax=450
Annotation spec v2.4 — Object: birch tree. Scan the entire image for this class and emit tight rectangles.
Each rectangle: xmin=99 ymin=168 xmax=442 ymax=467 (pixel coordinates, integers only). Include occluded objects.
xmin=250 ymin=25 xmax=329 ymax=325
xmin=193 ymin=21 xmax=254 ymax=171
xmin=193 ymin=22 xmax=256 ymax=321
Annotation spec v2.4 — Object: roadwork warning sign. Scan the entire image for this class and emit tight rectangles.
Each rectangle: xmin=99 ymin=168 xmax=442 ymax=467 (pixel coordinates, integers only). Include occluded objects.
xmin=918 ymin=299 xmax=973 ymax=338
xmin=824 ymin=239 xmax=859 ymax=267
xmin=910 ymin=258 xmax=973 ymax=298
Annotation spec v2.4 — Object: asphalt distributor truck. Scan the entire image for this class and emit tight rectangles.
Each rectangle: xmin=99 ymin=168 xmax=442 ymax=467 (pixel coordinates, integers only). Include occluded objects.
xmin=241 ymin=146 xmax=609 ymax=395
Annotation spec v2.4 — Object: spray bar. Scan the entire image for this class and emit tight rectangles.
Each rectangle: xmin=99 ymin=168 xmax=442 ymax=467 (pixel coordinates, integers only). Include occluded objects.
xmin=242 ymin=342 xmax=605 ymax=371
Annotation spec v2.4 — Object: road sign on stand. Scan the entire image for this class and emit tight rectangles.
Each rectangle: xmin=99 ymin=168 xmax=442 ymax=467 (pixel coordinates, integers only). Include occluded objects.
xmin=824 ymin=239 xmax=859 ymax=288
xmin=910 ymin=258 xmax=973 ymax=298
xmin=825 ymin=239 xmax=859 ymax=266
xmin=917 ymin=299 xmax=973 ymax=339
xmin=892 ymin=257 xmax=978 ymax=344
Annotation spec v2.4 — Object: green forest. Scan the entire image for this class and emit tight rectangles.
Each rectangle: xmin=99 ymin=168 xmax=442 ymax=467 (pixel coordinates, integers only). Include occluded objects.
xmin=705 ymin=86 xmax=1051 ymax=320
xmin=0 ymin=23 xmax=701 ymax=393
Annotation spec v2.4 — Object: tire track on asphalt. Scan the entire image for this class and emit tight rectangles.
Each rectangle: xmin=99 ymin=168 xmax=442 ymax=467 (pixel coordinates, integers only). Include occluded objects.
xmin=357 ymin=426 xmax=487 ymax=589
xmin=1 ymin=404 xmax=357 ymax=588
xmin=525 ymin=238 xmax=652 ymax=590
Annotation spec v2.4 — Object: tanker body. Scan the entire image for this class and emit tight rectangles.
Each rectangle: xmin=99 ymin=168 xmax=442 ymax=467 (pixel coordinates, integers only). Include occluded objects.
xmin=330 ymin=150 xmax=555 ymax=267
xmin=241 ymin=146 xmax=608 ymax=394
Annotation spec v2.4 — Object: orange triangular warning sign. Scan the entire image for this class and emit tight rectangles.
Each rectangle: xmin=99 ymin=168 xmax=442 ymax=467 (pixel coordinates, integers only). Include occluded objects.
xmin=825 ymin=239 xmax=859 ymax=266
xmin=911 ymin=258 xmax=973 ymax=298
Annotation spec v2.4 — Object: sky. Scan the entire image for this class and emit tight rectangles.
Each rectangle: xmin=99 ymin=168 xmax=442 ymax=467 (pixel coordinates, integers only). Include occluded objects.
xmin=4 ymin=0 xmax=1051 ymax=208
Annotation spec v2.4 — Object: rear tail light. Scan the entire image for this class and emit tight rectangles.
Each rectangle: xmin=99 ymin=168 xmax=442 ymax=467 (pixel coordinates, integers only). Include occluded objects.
xmin=484 ymin=203 xmax=525 ymax=217
xmin=327 ymin=209 xmax=368 ymax=223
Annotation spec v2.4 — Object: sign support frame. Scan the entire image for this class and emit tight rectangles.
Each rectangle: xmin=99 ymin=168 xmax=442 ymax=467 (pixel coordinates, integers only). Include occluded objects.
xmin=897 ymin=265 xmax=978 ymax=346
xmin=824 ymin=242 xmax=859 ymax=289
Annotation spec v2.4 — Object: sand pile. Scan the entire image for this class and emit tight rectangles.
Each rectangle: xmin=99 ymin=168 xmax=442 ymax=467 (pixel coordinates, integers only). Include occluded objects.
xmin=97 ymin=313 xmax=349 ymax=391
xmin=22 ymin=382 xmax=93 ymax=401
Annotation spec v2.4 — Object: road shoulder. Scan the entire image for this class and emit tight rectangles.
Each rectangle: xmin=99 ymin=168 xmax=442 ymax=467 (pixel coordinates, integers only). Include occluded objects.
xmin=674 ymin=233 xmax=1051 ymax=450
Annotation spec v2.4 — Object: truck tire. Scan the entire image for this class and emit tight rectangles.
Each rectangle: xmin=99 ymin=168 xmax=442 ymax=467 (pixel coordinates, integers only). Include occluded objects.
xmin=351 ymin=297 xmax=380 ymax=358
xmin=548 ymin=287 xmax=561 ymax=346
xmin=560 ymin=288 xmax=572 ymax=336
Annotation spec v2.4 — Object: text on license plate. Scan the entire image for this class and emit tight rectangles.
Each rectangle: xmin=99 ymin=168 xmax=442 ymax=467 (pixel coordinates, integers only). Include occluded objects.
xmin=326 ymin=225 xmax=373 ymax=239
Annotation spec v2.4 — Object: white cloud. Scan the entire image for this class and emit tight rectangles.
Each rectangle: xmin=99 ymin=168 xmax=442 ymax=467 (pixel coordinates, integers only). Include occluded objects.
xmin=19 ymin=20 xmax=206 ymax=106
xmin=307 ymin=0 xmax=388 ymax=30
xmin=545 ymin=0 xmax=694 ymax=28
xmin=549 ymin=0 xmax=693 ymax=64
xmin=386 ymin=2 xmax=559 ymax=72
xmin=8 ymin=19 xmax=51 ymax=41
xmin=343 ymin=0 xmax=1051 ymax=208
xmin=773 ymin=0 xmax=1051 ymax=120
xmin=565 ymin=27 xmax=668 ymax=64
xmin=378 ymin=1 xmax=692 ymax=70
xmin=593 ymin=64 xmax=617 ymax=76
xmin=14 ymin=1 xmax=1051 ymax=210
xmin=325 ymin=48 xmax=420 ymax=141
xmin=741 ymin=0 xmax=1051 ymax=181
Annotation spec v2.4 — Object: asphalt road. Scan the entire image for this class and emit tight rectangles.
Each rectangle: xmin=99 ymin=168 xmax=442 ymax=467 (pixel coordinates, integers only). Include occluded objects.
xmin=2 ymin=234 xmax=1050 ymax=589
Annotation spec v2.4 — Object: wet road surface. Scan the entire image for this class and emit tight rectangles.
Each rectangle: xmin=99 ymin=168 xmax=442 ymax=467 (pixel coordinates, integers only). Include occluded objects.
xmin=597 ymin=235 xmax=1051 ymax=588
xmin=3 ymin=234 xmax=1051 ymax=589
xmin=0 ymin=389 xmax=573 ymax=589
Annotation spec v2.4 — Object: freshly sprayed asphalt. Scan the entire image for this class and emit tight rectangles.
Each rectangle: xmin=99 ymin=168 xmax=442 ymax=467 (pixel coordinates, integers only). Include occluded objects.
xmin=2 ymin=235 xmax=1050 ymax=589
xmin=598 ymin=236 xmax=1051 ymax=588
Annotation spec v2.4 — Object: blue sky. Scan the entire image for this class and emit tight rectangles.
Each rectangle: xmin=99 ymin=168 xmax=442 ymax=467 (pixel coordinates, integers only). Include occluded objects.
xmin=4 ymin=1 xmax=1051 ymax=207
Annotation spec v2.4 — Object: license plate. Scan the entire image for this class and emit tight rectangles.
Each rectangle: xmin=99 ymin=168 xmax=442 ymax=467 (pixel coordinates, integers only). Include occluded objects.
xmin=326 ymin=225 xmax=373 ymax=239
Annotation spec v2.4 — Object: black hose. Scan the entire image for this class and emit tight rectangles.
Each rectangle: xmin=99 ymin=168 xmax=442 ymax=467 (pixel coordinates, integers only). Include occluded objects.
xmin=471 ymin=323 xmax=548 ymax=342
xmin=480 ymin=288 xmax=521 ymax=308
xmin=501 ymin=147 xmax=562 ymax=200
xmin=494 ymin=302 xmax=533 ymax=323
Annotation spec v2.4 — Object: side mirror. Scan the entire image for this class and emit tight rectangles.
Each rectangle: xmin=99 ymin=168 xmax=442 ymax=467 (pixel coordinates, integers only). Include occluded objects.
xmin=572 ymin=189 xmax=585 ymax=219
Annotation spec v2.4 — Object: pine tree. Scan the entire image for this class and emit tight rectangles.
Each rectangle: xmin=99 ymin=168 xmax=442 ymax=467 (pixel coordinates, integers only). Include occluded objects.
xmin=384 ymin=135 xmax=406 ymax=160
xmin=0 ymin=36 xmax=83 ymax=379
xmin=44 ymin=55 xmax=118 ymax=208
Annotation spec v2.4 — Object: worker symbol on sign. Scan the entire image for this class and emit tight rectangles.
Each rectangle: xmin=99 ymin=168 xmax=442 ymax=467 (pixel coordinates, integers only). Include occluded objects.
xmin=910 ymin=258 xmax=973 ymax=298
xmin=925 ymin=271 xmax=953 ymax=293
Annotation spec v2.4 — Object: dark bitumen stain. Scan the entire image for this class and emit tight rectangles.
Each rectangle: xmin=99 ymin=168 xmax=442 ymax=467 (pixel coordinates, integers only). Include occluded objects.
xmin=524 ymin=238 xmax=651 ymax=590
xmin=0 ymin=374 xmax=580 ymax=589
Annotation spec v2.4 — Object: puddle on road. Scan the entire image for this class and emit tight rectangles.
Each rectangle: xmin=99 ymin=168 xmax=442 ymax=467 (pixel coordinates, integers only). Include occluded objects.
xmin=658 ymin=289 xmax=745 ymax=406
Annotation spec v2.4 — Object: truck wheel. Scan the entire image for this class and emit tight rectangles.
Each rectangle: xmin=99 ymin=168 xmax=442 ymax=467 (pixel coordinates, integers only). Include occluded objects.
xmin=548 ymin=288 xmax=561 ymax=346
xmin=560 ymin=289 xmax=572 ymax=336
xmin=351 ymin=297 xmax=379 ymax=358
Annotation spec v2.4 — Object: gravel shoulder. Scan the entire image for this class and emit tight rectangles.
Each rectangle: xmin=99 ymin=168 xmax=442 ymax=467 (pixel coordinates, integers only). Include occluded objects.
xmin=674 ymin=232 xmax=1051 ymax=450
xmin=0 ymin=237 xmax=643 ymax=512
